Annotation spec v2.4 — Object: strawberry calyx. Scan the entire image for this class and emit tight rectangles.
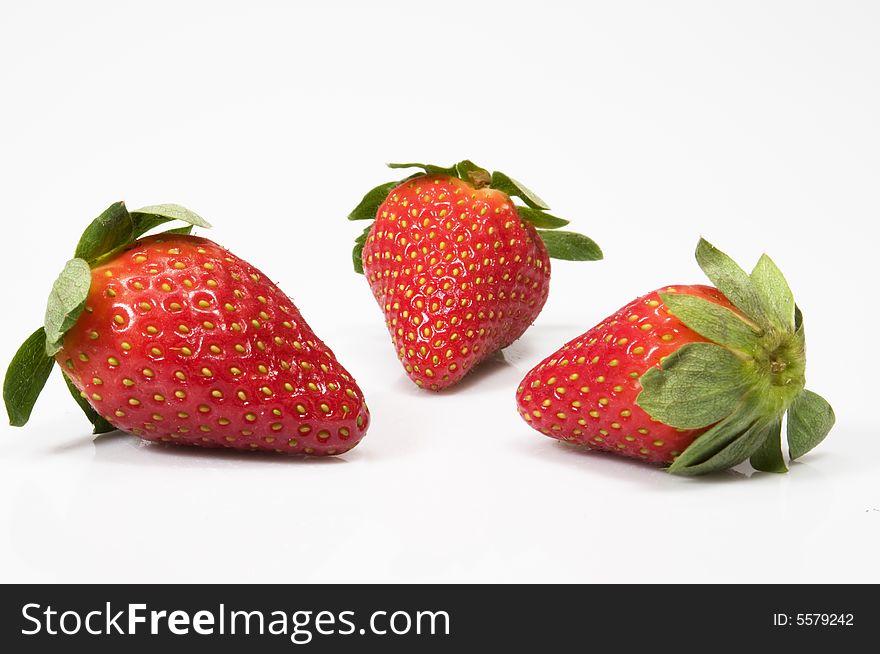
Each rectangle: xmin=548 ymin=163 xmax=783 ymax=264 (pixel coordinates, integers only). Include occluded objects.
xmin=3 ymin=202 xmax=210 ymax=431
xmin=635 ymin=238 xmax=835 ymax=476
xmin=347 ymin=160 xmax=603 ymax=273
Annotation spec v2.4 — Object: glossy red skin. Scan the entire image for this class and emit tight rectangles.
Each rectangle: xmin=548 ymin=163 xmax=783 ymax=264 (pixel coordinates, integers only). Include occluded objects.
xmin=362 ymin=175 xmax=551 ymax=390
xmin=516 ymin=284 xmax=735 ymax=465
xmin=58 ymin=235 xmax=369 ymax=455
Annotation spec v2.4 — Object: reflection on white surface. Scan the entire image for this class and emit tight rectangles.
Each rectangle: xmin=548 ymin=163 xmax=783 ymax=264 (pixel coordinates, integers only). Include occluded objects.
xmin=0 ymin=323 xmax=874 ymax=583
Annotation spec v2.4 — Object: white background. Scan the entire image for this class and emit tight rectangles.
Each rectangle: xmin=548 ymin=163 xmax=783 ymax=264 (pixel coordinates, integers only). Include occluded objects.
xmin=1 ymin=1 xmax=878 ymax=583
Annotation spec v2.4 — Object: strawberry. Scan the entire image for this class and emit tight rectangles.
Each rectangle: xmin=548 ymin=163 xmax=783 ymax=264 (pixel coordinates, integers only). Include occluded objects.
xmin=4 ymin=202 xmax=369 ymax=455
xmin=348 ymin=161 xmax=602 ymax=390
xmin=516 ymin=239 xmax=835 ymax=476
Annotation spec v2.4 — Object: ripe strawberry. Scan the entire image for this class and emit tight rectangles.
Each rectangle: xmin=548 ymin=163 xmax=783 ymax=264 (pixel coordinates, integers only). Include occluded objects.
xmin=516 ymin=239 xmax=835 ymax=476
xmin=4 ymin=202 xmax=369 ymax=455
xmin=348 ymin=161 xmax=602 ymax=390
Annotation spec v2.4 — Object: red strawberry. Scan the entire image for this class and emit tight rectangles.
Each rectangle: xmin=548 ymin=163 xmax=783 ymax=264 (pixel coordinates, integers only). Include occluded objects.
xmin=516 ymin=239 xmax=835 ymax=476
xmin=349 ymin=161 xmax=602 ymax=390
xmin=4 ymin=202 xmax=369 ymax=456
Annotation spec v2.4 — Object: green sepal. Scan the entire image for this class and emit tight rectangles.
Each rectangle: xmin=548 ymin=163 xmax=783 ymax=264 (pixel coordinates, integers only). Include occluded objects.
xmin=127 ymin=204 xmax=210 ymax=244
xmin=3 ymin=327 xmax=55 ymax=427
xmin=387 ymin=162 xmax=457 ymax=176
xmin=695 ymin=238 xmax=770 ymax=329
xmin=794 ymin=304 xmax=805 ymax=349
xmin=75 ymin=202 xmax=210 ymax=267
xmin=131 ymin=204 xmax=211 ymax=230
xmin=667 ymin=411 xmax=774 ymax=476
xmin=130 ymin=213 xmax=174 ymax=239
xmin=536 ymin=230 xmax=603 ymax=261
xmin=43 ymin=258 xmax=92 ymax=356
xmin=157 ymin=225 xmax=195 ymax=236
xmin=636 ymin=342 xmax=752 ymax=429
xmin=516 ymin=206 xmax=569 ymax=229
xmin=749 ymin=419 xmax=787 ymax=473
xmin=348 ymin=181 xmax=401 ymax=221
xmin=786 ymin=389 xmax=835 ymax=460
xmin=454 ymin=160 xmax=491 ymax=186
xmin=352 ymin=224 xmax=372 ymax=274
xmin=75 ymin=203 xmax=211 ymax=268
xmin=74 ymin=201 xmax=134 ymax=263
xmin=489 ymin=170 xmax=549 ymax=209
xmin=751 ymin=254 xmax=795 ymax=331
xmin=660 ymin=291 xmax=761 ymax=355
xmin=62 ymin=374 xmax=116 ymax=434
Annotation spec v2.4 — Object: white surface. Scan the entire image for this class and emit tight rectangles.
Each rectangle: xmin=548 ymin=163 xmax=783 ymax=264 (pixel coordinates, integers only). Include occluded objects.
xmin=1 ymin=1 xmax=878 ymax=583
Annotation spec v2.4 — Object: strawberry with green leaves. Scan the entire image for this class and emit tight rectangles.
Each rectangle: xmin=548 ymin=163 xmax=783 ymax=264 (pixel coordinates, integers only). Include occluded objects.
xmin=516 ymin=239 xmax=834 ymax=476
xmin=349 ymin=160 xmax=602 ymax=390
xmin=4 ymin=202 xmax=369 ymax=455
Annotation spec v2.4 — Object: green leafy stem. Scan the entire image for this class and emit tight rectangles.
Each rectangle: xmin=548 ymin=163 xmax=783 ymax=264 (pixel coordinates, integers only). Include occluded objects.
xmin=635 ymin=238 xmax=835 ymax=476
xmin=347 ymin=160 xmax=603 ymax=273
xmin=3 ymin=202 xmax=210 ymax=432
